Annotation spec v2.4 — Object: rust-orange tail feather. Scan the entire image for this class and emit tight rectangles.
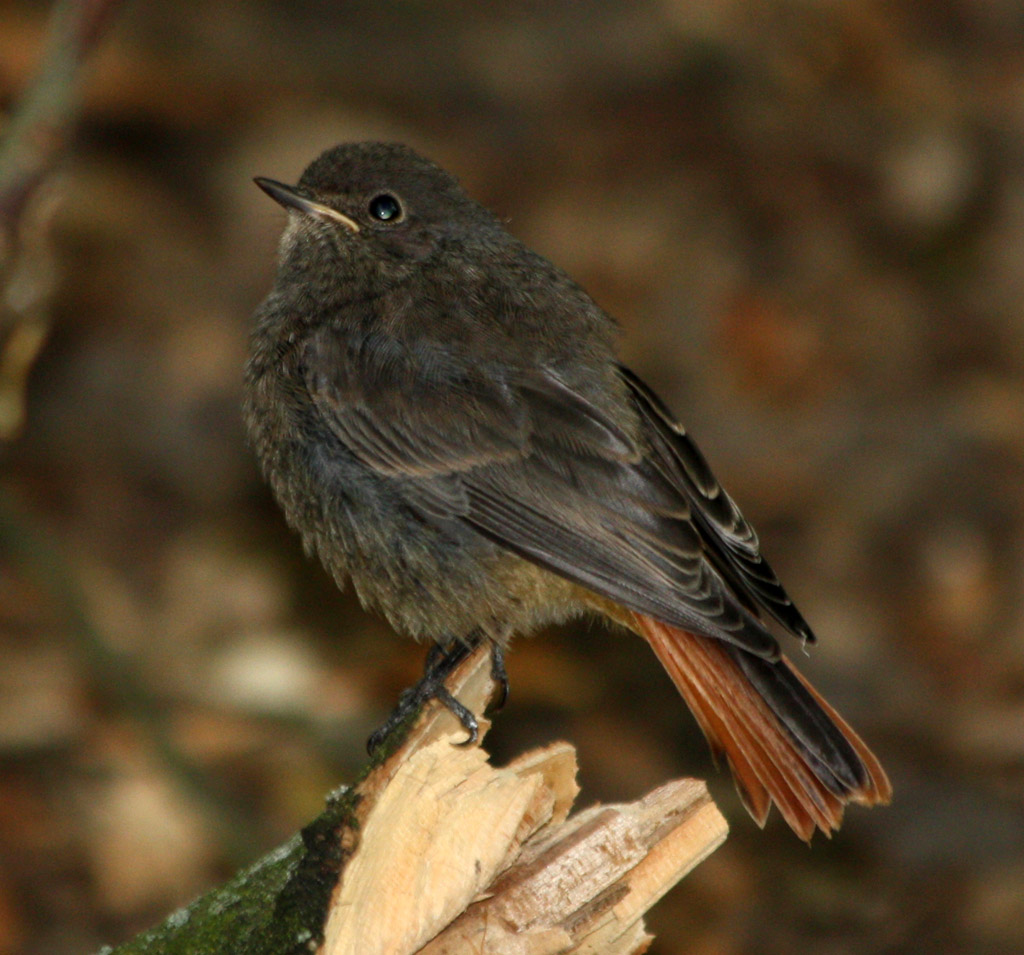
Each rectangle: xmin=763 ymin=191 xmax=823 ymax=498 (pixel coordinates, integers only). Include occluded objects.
xmin=632 ymin=612 xmax=891 ymax=841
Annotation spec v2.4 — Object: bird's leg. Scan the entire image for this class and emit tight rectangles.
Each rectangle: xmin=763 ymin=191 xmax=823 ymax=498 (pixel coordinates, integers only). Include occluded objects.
xmin=488 ymin=639 xmax=509 ymax=712
xmin=367 ymin=634 xmax=504 ymax=753
xmin=461 ymin=630 xmax=510 ymax=713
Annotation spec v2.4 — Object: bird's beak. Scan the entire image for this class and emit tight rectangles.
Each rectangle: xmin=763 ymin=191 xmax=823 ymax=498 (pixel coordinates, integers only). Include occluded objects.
xmin=254 ymin=177 xmax=360 ymax=232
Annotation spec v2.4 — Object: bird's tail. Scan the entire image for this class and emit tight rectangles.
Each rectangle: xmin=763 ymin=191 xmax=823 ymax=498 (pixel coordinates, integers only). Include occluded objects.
xmin=632 ymin=612 xmax=891 ymax=840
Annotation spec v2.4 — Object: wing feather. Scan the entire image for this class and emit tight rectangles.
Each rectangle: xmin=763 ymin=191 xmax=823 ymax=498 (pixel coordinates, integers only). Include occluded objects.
xmin=303 ymin=327 xmax=805 ymax=657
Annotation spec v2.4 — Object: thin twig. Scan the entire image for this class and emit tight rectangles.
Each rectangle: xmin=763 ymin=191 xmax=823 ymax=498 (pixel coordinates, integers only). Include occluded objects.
xmin=0 ymin=0 xmax=125 ymax=439
xmin=0 ymin=0 xmax=123 ymax=232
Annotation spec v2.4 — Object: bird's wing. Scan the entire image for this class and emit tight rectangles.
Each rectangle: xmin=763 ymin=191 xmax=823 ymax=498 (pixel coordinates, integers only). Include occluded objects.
xmin=303 ymin=327 xmax=793 ymax=656
xmin=617 ymin=366 xmax=815 ymax=643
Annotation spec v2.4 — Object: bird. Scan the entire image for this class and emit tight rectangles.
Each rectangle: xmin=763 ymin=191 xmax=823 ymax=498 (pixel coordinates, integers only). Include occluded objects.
xmin=244 ymin=141 xmax=891 ymax=841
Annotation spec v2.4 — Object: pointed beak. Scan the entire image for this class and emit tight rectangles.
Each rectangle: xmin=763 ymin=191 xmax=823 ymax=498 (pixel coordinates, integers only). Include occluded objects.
xmin=254 ymin=177 xmax=360 ymax=232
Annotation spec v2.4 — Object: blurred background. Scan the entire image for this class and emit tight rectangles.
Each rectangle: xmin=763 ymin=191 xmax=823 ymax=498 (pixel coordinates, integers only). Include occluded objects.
xmin=2 ymin=1 xmax=1024 ymax=952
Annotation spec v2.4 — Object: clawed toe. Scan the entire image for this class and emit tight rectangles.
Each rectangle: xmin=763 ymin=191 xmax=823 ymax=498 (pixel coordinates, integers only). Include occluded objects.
xmin=367 ymin=638 xmax=490 ymax=753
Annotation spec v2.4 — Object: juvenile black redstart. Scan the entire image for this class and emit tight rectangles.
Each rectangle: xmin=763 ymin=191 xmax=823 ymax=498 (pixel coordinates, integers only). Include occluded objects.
xmin=245 ymin=142 xmax=890 ymax=839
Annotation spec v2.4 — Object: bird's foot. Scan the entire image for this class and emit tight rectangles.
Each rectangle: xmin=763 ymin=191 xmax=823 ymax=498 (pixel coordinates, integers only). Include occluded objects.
xmin=367 ymin=637 xmax=507 ymax=753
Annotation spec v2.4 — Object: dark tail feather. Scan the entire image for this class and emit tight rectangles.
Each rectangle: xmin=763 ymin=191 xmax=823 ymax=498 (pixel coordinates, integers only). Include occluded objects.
xmin=633 ymin=612 xmax=891 ymax=841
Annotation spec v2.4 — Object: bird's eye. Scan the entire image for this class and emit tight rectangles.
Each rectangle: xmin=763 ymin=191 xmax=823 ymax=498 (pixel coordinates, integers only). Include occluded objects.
xmin=368 ymin=194 xmax=403 ymax=222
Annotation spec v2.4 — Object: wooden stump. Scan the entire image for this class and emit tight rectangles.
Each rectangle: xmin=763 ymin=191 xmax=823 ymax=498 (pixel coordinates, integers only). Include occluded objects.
xmin=107 ymin=642 xmax=727 ymax=955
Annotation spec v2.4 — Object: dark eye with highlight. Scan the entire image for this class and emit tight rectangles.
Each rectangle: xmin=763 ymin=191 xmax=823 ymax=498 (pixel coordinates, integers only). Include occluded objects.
xmin=368 ymin=194 xmax=403 ymax=222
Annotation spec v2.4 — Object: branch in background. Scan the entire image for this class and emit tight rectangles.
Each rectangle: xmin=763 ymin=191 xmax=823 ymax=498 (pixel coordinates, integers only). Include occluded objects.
xmin=0 ymin=0 xmax=124 ymax=440
xmin=108 ymin=642 xmax=729 ymax=955
xmin=0 ymin=0 xmax=123 ymax=228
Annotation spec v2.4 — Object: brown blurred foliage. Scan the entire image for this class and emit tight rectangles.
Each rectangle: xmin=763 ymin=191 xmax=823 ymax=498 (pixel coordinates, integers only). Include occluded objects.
xmin=2 ymin=1 xmax=1024 ymax=953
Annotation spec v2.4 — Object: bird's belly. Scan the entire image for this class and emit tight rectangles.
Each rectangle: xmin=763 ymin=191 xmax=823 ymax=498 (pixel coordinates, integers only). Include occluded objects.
xmin=289 ymin=439 xmax=585 ymax=643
